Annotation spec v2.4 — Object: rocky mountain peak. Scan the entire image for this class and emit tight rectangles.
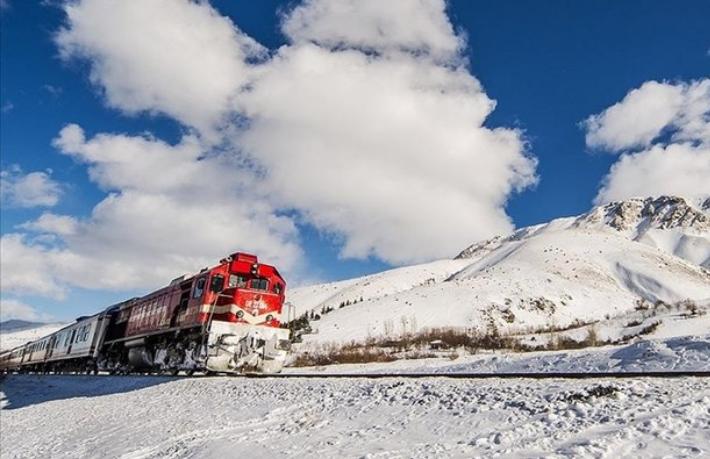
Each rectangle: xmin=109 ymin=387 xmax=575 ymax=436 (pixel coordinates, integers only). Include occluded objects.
xmin=455 ymin=235 xmax=504 ymax=260
xmin=575 ymin=196 xmax=709 ymax=233
xmin=455 ymin=196 xmax=709 ymax=262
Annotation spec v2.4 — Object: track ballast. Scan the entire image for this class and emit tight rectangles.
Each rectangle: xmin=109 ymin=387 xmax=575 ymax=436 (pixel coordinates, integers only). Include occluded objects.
xmin=4 ymin=370 xmax=709 ymax=379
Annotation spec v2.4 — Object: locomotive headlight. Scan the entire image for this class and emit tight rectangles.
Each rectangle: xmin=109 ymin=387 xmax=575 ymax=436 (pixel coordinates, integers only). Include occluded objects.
xmin=236 ymin=310 xmax=244 ymax=319
xmin=265 ymin=314 xmax=274 ymax=322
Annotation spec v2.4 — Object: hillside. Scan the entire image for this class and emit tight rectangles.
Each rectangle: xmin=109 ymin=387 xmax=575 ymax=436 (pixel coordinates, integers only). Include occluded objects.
xmin=287 ymin=196 xmax=710 ymax=351
xmin=0 ymin=323 xmax=67 ymax=351
xmin=0 ymin=320 xmax=47 ymax=334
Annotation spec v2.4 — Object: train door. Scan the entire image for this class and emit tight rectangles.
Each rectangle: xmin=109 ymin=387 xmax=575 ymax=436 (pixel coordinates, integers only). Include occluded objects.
xmin=46 ymin=335 xmax=56 ymax=359
xmin=66 ymin=329 xmax=77 ymax=354
xmin=171 ymin=280 xmax=193 ymax=327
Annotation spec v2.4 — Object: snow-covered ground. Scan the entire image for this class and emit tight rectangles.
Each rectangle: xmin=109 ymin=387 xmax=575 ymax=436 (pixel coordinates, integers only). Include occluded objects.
xmin=1 ymin=374 xmax=708 ymax=458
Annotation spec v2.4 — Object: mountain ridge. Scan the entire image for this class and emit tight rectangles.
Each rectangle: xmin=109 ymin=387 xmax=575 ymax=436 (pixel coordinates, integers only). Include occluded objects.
xmin=288 ymin=196 xmax=710 ymax=349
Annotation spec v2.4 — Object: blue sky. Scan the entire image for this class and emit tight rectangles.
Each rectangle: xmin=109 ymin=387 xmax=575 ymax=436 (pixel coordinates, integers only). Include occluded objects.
xmin=1 ymin=0 xmax=709 ymax=321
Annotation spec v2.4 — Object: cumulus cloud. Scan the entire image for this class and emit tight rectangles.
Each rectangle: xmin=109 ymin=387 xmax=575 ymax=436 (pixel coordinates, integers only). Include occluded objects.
xmin=55 ymin=0 xmax=265 ymax=138
xmin=584 ymin=79 xmax=710 ymax=205
xmin=49 ymin=0 xmax=535 ymax=267
xmin=0 ymin=234 xmax=68 ymax=298
xmin=0 ymin=125 xmax=302 ymax=298
xmin=238 ymin=0 xmax=536 ymax=263
xmin=19 ymin=212 xmax=79 ymax=236
xmin=3 ymin=0 xmax=537 ymax=300
xmin=584 ymin=80 xmax=710 ymax=151
xmin=281 ymin=0 xmax=463 ymax=61
xmin=596 ymin=143 xmax=710 ymax=204
xmin=237 ymin=43 xmax=536 ymax=262
xmin=0 ymin=165 xmax=62 ymax=207
xmin=583 ymin=81 xmax=686 ymax=151
xmin=0 ymin=298 xmax=53 ymax=322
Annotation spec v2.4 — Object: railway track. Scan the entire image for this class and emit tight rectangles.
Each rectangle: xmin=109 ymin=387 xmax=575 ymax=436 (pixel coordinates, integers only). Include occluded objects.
xmin=252 ymin=371 xmax=710 ymax=379
xmin=3 ymin=370 xmax=709 ymax=379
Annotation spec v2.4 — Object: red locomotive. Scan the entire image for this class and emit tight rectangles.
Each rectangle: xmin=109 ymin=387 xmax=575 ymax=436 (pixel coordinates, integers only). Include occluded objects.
xmin=0 ymin=252 xmax=292 ymax=374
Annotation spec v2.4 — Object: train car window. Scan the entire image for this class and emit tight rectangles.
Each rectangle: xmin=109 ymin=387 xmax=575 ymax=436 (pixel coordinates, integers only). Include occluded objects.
xmin=80 ymin=325 xmax=89 ymax=342
xmin=250 ymin=278 xmax=268 ymax=290
xmin=228 ymin=274 xmax=247 ymax=288
xmin=193 ymin=277 xmax=206 ymax=299
xmin=273 ymin=283 xmax=283 ymax=294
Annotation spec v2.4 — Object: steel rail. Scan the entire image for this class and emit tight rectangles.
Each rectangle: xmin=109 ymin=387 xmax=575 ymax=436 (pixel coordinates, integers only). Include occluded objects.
xmin=2 ymin=370 xmax=709 ymax=379
xmin=249 ymin=371 xmax=710 ymax=379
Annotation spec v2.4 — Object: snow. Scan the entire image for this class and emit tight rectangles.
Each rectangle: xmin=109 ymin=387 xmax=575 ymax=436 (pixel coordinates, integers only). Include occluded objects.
xmin=0 ymin=324 xmax=67 ymax=351
xmin=287 ymin=258 xmax=471 ymax=318
xmin=2 ymin=196 xmax=709 ymax=457
xmin=2 ymin=374 xmax=709 ymax=458
xmin=286 ymin=333 xmax=710 ymax=375
xmin=287 ymin=196 xmax=710 ymax=351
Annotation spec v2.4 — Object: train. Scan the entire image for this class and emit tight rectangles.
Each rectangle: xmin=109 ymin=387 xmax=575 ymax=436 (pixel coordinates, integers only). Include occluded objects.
xmin=0 ymin=252 xmax=292 ymax=375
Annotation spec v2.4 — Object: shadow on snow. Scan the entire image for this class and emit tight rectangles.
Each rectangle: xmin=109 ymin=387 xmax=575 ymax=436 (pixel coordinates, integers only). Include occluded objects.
xmin=0 ymin=374 xmax=178 ymax=410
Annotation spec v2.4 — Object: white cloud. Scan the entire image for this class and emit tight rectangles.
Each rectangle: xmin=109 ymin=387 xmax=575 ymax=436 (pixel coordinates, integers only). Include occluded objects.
xmin=0 ymin=298 xmax=53 ymax=322
xmin=19 ymin=212 xmax=79 ymax=236
xmin=281 ymin=0 xmax=463 ymax=62
xmin=27 ymin=0 xmax=538 ymax=297
xmin=584 ymin=79 xmax=710 ymax=205
xmin=0 ymin=165 xmax=62 ymax=207
xmin=596 ymin=143 xmax=710 ymax=204
xmin=583 ymin=81 xmax=686 ymax=151
xmin=0 ymin=125 xmax=303 ymax=297
xmin=0 ymin=234 xmax=68 ymax=298
xmin=55 ymin=0 xmax=265 ymax=139
xmin=237 ymin=43 xmax=536 ymax=263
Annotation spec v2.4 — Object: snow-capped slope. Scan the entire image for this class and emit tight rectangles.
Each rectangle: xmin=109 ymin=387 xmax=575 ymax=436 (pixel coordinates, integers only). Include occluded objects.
xmin=288 ymin=196 xmax=710 ymax=347
xmin=287 ymin=259 xmax=471 ymax=317
xmin=0 ymin=323 xmax=67 ymax=351
xmin=571 ymin=195 xmax=710 ymax=267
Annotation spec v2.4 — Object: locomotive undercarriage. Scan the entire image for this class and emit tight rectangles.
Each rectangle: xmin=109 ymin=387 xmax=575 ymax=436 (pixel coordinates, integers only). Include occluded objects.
xmin=98 ymin=330 xmax=205 ymax=375
xmin=9 ymin=323 xmax=291 ymax=376
xmin=14 ymin=358 xmax=99 ymax=375
xmin=98 ymin=322 xmax=291 ymax=375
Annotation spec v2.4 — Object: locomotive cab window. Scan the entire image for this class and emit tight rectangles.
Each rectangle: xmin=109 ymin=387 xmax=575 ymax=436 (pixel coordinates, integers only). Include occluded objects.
xmin=250 ymin=278 xmax=268 ymax=291
xmin=273 ymin=283 xmax=283 ymax=294
xmin=228 ymin=274 xmax=248 ymax=289
xmin=193 ymin=277 xmax=206 ymax=299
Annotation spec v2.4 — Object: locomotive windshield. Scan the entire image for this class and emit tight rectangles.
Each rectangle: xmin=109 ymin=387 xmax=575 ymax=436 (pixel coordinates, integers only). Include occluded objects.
xmin=228 ymin=274 xmax=248 ymax=288
xmin=227 ymin=272 xmax=270 ymax=291
xmin=249 ymin=278 xmax=268 ymax=290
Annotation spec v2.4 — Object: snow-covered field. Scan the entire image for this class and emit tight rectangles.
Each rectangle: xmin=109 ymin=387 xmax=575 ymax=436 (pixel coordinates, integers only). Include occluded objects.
xmin=1 ymin=374 xmax=708 ymax=458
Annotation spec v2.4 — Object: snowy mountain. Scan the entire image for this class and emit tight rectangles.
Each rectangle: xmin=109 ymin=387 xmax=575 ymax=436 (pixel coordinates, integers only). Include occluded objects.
xmin=0 ymin=322 xmax=67 ymax=351
xmin=0 ymin=320 xmax=47 ymax=333
xmin=288 ymin=196 xmax=710 ymax=348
